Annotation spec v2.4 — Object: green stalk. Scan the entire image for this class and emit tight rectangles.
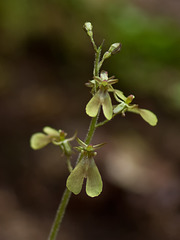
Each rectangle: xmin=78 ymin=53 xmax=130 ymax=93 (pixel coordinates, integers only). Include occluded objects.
xmin=47 ymin=116 xmax=98 ymax=240
xmin=93 ymin=45 xmax=102 ymax=77
xmin=90 ymin=35 xmax=97 ymax=52
xmin=85 ymin=113 xmax=99 ymax=145
xmin=96 ymin=113 xmax=117 ymax=128
xmin=47 ymin=38 xmax=101 ymax=240
xmin=48 ymin=188 xmax=71 ymax=240
xmin=96 ymin=118 xmax=109 ymax=128
xmin=67 ymin=156 xmax=73 ymax=173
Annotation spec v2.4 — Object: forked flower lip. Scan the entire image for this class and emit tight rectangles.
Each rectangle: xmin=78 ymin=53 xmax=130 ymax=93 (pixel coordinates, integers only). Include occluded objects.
xmin=66 ymin=148 xmax=103 ymax=197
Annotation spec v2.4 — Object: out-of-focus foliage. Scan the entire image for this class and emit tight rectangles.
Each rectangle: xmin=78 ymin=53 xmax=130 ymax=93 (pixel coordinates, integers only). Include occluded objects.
xmin=0 ymin=0 xmax=179 ymax=110
xmin=0 ymin=1 xmax=180 ymax=240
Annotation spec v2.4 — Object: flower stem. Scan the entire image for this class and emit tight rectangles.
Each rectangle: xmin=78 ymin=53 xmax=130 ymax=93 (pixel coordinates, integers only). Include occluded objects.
xmin=85 ymin=113 xmax=99 ymax=145
xmin=90 ymin=35 xmax=97 ymax=52
xmin=47 ymin=115 xmax=99 ymax=240
xmin=96 ymin=118 xmax=109 ymax=128
xmin=48 ymin=188 xmax=71 ymax=240
xmin=93 ymin=46 xmax=102 ymax=76
xmin=47 ymin=32 xmax=101 ymax=240
xmin=96 ymin=113 xmax=117 ymax=128
xmin=67 ymin=156 xmax=73 ymax=172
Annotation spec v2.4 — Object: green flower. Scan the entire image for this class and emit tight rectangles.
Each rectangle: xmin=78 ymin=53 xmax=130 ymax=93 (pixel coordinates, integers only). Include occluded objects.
xmin=102 ymin=42 xmax=121 ymax=61
xmin=86 ymin=70 xmax=118 ymax=120
xmin=30 ymin=127 xmax=76 ymax=156
xmin=66 ymin=138 xmax=104 ymax=197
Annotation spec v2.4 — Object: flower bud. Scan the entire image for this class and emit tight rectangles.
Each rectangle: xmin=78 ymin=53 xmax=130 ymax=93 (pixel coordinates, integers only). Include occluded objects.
xmin=83 ymin=22 xmax=93 ymax=37
xmin=126 ymin=94 xmax=135 ymax=104
xmin=102 ymin=51 xmax=111 ymax=60
xmin=108 ymin=43 xmax=121 ymax=55
xmin=102 ymin=43 xmax=121 ymax=61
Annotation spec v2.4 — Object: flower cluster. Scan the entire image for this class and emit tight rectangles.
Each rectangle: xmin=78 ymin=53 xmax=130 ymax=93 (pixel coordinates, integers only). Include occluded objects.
xmin=30 ymin=21 xmax=158 ymax=202
xmin=113 ymin=90 xmax=158 ymax=126
xmin=66 ymin=138 xmax=104 ymax=197
xmin=86 ymin=70 xmax=158 ymax=126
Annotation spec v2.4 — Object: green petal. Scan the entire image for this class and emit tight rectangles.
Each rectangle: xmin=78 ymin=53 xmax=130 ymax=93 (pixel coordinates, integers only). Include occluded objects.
xmin=30 ymin=133 xmax=51 ymax=150
xmin=101 ymin=92 xmax=113 ymax=120
xmin=138 ymin=108 xmax=158 ymax=126
xmin=66 ymin=158 xmax=88 ymax=195
xmin=86 ymin=92 xmax=101 ymax=117
xmin=43 ymin=126 xmax=59 ymax=137
xmin=128 ymin=107 xmax=158 ymax=126
xmin=86 ymin=158 xmax=103 ymax=197
xmin=114 ymin=89 xmax=127 ymax=101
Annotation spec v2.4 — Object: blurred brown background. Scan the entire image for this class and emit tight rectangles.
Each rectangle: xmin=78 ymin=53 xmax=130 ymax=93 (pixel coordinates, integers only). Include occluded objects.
xmin=0 ymin=0 xmax=180 ymax=239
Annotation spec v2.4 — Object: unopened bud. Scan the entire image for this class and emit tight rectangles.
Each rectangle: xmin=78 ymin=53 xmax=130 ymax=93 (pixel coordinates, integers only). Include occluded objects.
xmin=83 ymin=22 xmax=93 ymax=37
xmin=102 ymin=43 xmax=122 ymax=61
xmin=126 ymin=95 xmax=135 ymax=104
xmin=102 ymin=51 xmax=111 ymax=60
xmin=108 ymin=43 xmax=121 ymax=55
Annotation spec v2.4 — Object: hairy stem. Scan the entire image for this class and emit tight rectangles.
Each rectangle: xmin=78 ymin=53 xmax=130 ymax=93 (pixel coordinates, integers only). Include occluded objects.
xmin=48 ymin=188 xmax=71 ymax=240
xmin=47 ymin=35 xmax=101 ymax=240
xmin=85 ymin=113 xmax=99 ymax=144
xmin=93 ymin=45 xmax=102 ymax=77
xmin=47 ymin=115 xmax=98 ymax=240
xmin=90 ymin=35 xmax=97 ymax=52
